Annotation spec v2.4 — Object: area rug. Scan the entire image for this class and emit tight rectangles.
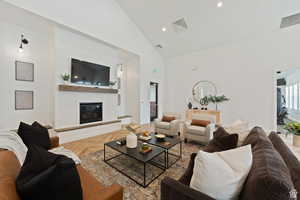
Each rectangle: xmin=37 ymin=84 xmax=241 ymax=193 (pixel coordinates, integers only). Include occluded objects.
xmin=80 ymin=142 xmax=202 ymax=200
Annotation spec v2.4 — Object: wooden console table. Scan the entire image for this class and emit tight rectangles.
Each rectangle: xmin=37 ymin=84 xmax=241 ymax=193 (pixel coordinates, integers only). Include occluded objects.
xmin=186 ymin=109 xmax=221 ymax=124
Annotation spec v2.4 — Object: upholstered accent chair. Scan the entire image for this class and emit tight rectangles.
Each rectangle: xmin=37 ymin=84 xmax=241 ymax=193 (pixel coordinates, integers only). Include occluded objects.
xmin=183 ymin=113 xmax=216 ymax=144
xmin=154 ymin=112 xmax=182 ymax=136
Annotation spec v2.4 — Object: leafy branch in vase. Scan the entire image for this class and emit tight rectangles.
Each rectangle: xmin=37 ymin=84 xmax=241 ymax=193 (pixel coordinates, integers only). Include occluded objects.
xmin=202 ymin=95 xmax=230 ymax=110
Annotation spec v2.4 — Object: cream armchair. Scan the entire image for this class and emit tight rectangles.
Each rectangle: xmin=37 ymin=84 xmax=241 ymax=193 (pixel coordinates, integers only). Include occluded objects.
xmin=154 ymin=112 xmax=181 ymax=137
xmin=183 ymin=113 xmax=217 ymax=144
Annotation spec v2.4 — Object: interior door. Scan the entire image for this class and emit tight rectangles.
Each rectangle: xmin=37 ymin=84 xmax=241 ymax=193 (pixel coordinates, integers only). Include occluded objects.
xmin=150 ymin=82 xmax=158 ymax=121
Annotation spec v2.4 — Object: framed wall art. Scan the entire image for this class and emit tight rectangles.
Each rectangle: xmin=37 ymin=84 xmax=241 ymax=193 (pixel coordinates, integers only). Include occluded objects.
xmin=15 ymin=90 xmax=34 ymax=110
xmin=15 ymin=61 xmax=34 ymax=82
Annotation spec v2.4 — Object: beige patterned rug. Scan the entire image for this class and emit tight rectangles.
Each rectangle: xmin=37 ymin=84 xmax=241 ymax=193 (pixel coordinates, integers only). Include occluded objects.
xmin=80 ymin=143 xmax=202 ymax=200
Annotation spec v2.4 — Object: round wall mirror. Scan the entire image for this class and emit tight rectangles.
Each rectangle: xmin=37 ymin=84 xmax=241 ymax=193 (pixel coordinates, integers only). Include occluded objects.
xmin=192 ymin=81 xmax=217 ymax=105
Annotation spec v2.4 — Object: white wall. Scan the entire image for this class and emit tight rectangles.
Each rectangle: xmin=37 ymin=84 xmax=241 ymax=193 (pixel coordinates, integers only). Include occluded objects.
xmin=0 ymin=1 xmax=141 ymax=132
xmin=124 ymin=57 xmax=140 ymax=123
xmin=4 ymin=0 xmax=165 ymax=125
xmin=0 ymin=2 xmax=54 ymax=129
xmin=53 ymin=27 xmax=121 ymax=128
xmin=165 ymin=25 xmax=300 ymax=131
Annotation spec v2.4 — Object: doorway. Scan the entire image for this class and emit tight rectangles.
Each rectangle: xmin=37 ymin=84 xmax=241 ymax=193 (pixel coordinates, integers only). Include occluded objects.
xmin=150 ymin=82 xmax=158 ymax=121
xmin=276 ymin=69 xmax=300 ymax=133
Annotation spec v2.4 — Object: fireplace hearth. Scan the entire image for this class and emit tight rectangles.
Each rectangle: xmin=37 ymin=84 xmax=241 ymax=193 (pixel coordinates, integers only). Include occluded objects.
xmin=80 ymin=102 xmax=103 ymax=124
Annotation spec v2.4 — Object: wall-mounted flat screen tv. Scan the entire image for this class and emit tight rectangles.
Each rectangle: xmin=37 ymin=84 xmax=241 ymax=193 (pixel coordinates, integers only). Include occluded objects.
xmin=71 ymin=58 xmax=110 ymax=86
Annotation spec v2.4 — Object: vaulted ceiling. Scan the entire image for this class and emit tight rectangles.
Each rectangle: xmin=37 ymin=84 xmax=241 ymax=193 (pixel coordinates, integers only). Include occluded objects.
xmin=116 ymin=0 xmax=300 ymax=58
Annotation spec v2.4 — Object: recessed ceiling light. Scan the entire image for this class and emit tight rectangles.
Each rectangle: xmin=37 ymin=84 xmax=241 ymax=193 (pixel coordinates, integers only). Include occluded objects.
xmin=217 ymin=1 xmax=223 ymax=7
xmin=162 ymin=27 xmax=167 ymax=32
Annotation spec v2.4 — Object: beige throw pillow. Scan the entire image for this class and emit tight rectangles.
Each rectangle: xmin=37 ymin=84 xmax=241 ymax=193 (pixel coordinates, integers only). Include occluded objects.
xmin=190 ymin=145 xmax=253 ymax=200
xmin=225 ymin=120 xmax=249 ymax=146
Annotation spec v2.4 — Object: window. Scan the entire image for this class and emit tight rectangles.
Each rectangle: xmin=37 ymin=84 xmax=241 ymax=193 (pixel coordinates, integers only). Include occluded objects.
xmin=294 ymin=84 xmax=298 ymax=110
xmin=290 ymin=85 xmax=293 ymax=108
xmin=289 ymin=85 xmax=294 ymax=109
xmin=286 ymin=83 xmax=300 ymax=111
xmin=286 ymin=86 xmax=289 ymax=108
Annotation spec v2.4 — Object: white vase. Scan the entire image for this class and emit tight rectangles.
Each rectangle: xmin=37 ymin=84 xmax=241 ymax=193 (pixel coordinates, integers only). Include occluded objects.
xmin=293 ymin=135 xmax=300 ymax=147
xmin=63 ymin=80 xmax=69 ymax=85
xmin=126 ymin=132 xmax=137 ymax=148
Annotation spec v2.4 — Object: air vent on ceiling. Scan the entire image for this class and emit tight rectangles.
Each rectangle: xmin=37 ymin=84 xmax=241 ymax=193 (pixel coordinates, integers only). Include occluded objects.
xmin=172 ymin=18 xmax=188 ymax=33
xmin=155 ymin=44 xmax=163 ymax=49
xmin=281 ymin=12 xmax=300 ymax=28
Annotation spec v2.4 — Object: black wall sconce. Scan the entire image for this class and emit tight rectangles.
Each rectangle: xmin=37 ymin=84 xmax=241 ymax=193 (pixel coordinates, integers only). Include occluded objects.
xmin=19 ymin=34 xmax=29 ymax=53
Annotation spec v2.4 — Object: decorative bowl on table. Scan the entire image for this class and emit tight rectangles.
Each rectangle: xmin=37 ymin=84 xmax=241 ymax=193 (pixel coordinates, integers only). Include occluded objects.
xmin=141 ymin=130 xmax=150 ymax=136
xmin=139 ymin=135 xmax=152 ymax=141
xmin=140 ymin=143 xmax=152 ymax=154
xmin=155 ymin=134 xmax=166 ymax=141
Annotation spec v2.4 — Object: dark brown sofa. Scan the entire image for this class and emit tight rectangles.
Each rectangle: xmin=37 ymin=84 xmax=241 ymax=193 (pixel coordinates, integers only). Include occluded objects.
xmin=0 ymin=136 xmax=123 ymax=200
xmin=161 ymin=127 xmax=299 ymax=200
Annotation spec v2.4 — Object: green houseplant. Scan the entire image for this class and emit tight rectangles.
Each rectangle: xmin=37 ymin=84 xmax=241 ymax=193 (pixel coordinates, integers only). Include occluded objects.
xmin=205 ymin=95 xmax=230 ymax=110
xmin=61 ymin=73 xmax=70 ymax=84
xmin=284 ymin=122 xmax=300 ymax=147
xmin=109 ymin=81 xmax=117 ymax=88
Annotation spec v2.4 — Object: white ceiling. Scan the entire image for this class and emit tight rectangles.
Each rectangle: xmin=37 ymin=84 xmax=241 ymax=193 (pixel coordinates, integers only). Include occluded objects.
xmin=282 ymin=0 xmax=300 ymax=17
xmin=116 ymin=0 xmax=300 ymax=58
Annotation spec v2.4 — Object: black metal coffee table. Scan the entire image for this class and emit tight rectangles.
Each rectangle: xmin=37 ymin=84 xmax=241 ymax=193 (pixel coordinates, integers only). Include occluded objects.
xmin=138 ymin=133 xmax=182 ymax=168
xmin=104 ymin=140 xmax=166 ymax=188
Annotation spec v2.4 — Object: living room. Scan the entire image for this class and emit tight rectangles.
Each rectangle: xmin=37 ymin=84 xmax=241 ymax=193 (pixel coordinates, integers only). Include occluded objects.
xmin=1 ymin=0 xmax=300 ymax=200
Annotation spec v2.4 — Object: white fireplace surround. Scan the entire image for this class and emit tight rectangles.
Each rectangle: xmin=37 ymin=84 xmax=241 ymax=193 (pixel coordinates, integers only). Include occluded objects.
xmin=53 ymin=28 xmax=122 ymax=141
xmin=55 ymin=93 xmax=121 ymax=144
xmin=53 ymin=25 xmax=124 ymax=143
xmin=55 ymin=92 xmax=119 ymax=126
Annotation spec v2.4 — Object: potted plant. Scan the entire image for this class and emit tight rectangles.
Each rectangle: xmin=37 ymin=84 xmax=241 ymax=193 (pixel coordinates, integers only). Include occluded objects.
xmin=61 ymin=73 xmax=70 ymax=85
xmin=109 ymin=81 xmax=117 ymax=88
xmin=284 ymin=122 xmax=300 ymax=147
xmin=205 ymin=95 xmax=230 ymax=110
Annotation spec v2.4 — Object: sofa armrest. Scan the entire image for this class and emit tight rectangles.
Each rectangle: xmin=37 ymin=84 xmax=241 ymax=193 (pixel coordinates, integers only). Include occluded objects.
xmin=179 ymin=153 xmax=197 ymax=185
xmin=154 ymin=118 xmax=162 ymax=124
xmin=183 ymin=121 xmax=192 ymax=128
xmin=98 ymin=184 xmax=123 ymax=200
xmin=205 ymin=123 xmax=215 ymax=140
xmin=170 ymin=119 xmax=181 ymax=131
xmin=50 ymin=136 xmax=60 ymax=149
xmin=161 ymin=177 xmax=215 ymax=200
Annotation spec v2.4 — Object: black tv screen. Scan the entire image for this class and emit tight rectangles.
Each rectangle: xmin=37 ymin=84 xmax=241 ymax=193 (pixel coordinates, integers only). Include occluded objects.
xmin=71 ymin=58 xmax=110 ymax=86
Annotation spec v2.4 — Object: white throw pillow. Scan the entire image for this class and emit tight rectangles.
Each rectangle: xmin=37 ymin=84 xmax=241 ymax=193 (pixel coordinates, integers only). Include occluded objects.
xmin=190 ymin=145 xmax=253 ymax=200
xmin=225 ymin=120 xmax=249 ymax=146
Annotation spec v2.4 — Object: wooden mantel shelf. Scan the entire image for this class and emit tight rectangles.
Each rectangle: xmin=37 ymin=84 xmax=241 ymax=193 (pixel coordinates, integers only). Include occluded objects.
xmin=58 ymin=85 xmax=118 ymax=94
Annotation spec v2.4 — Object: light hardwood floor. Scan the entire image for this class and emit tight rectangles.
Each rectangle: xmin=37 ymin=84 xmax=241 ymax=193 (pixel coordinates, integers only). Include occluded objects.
xmin=62 ymin=124 xmax=300 ymax=159
xmin=63 ymin=124 xmax=152 ymax=157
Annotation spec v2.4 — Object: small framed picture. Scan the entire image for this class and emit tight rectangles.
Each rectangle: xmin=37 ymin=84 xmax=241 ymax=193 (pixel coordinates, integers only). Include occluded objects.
xmin=15 ymin=90 xmax=34 ymax=110
xmin=15 ymin=61 xmax=34 ymax=82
